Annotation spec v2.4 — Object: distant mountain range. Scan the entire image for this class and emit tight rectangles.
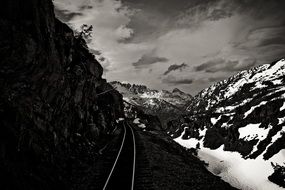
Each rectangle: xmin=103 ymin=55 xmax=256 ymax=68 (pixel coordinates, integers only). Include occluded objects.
xmin=110 ymin=81 xmax=193 ymax=127
xmin=166 ymin=59 xmax=285 ymax=190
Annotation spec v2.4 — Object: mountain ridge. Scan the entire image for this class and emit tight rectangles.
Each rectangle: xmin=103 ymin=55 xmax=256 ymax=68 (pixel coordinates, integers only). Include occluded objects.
xmin=111 ymin=81 xmax=193 ymax=127
xmin=166 ymin=58 xmax=285 ymax=189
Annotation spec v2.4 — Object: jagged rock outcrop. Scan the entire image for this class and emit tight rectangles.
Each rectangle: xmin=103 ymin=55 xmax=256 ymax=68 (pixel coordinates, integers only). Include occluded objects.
xmin=0 ymin=0 xmax=124 ymax=189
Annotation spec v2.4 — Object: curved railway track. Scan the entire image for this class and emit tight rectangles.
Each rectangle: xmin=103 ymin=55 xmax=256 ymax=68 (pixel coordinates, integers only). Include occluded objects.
xmin=103 ymin=122 xmax=136 ymax=190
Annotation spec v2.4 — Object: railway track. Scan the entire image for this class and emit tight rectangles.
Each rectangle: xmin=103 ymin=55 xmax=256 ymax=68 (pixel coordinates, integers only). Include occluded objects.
xmin=102 ymin=122 xmax=136 ymax=190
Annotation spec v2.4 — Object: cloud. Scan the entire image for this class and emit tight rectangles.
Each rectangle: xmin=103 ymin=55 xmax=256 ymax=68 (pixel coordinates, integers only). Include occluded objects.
xmin=194 ymin=58 xmax=256 ymax=73
xmin=89 ymin=49 xmax=101 ymax=56
xmin=54 ymin=0 xmax=285 ymax=95
xmin=89 ymin=48 xmax=111 ymax=72
xmin=162 ymin=75 xmax=193 ymax=85
xmin=208 ymin=76 xmax=227 ymax=82
xmin=238 ymin=26 xmax=285 ymax=49
xmin=132 ymin=52 xmax=168 ymax=68
xmin=163 ymin=63 xmax=188 ymax=75
xmin=208 ymin=9 xmax=232 ymax=21
xmin=54 ymin=7 xmax=83 ymax=22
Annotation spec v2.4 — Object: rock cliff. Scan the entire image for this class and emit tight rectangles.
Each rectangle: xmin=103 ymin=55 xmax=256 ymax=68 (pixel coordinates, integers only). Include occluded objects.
xmin=0 ymin=0 xmax=124 ymax=189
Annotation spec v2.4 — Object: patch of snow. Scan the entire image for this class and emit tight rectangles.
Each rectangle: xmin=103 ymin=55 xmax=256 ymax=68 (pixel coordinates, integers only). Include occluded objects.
xmin=138 ymin=123 xmax=146 ymax=128
xmin=216 ymin=98 xmax=252 ymax=113
xmin=252 ymin=59 xmax=285 ymax=82
xmin=133 ymin=118 xmax=147 ymax=128
xmin=239 ymin=123 xmax=270 ymax=141
xmin=175 ymin=137 xmax=199 ymax=149
xmin=176 ymin=132 xmax=285 ymax=190
xmin=254 ymin=82 xmax=267 ymax=89
xmin=199 ymin=128 xmax=207 ymax=137
xmin=133 ymin=118 xmax=140 ymax=124
xmin=116 ymin=118 xmax=125 ymax=123
xmin=278 ymin=118 xmax=285 ymax=125
xmin=221 ymin=122 xmax=230 ymax=128
xmin=197 ymin=145 xmax=284 ymax=190
xmin=211 ymin=115 xmax=221 ymax=125
xmin=280 ymin=102 xmax=285 ymax=111
xmin=147 ymin=99 xmax=156 ymax=106
xmin=224 ymin=77 xmax=248 ymax=98
xmin=140 ymin=91 xmax=162 ymax=99
xmin=262 ymin=126 xmax=285 ymax=157
xmin=272 ymin=79 xmax=283 ymax=85
xmin=216 ymin=105 xmax=237 ymax=112
xmin=244 ymin=101 xmax=267 ymax=118
xmin=75 ymin=133 xmax=81 ymax=137
xmin=270 ymin=149 xmax=285 ymax=166
xmin=174 ymin=127 xmax=199 ymax=148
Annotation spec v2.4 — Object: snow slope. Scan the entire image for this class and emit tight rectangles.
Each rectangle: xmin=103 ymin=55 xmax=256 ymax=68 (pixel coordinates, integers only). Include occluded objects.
xmin=168 ymin=59 xmax=285 ymax=189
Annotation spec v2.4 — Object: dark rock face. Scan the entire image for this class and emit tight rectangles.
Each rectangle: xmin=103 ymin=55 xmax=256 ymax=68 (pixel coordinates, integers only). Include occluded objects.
xmin=0 ymin=0 xmax=124 ymax=189
xmin=268 ymin=163 xmax=285 ymax=188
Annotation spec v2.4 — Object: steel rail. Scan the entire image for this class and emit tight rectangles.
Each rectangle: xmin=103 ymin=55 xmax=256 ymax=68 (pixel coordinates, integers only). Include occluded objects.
xmin=127 ymin=123 xmax=136 ymax=190
xmin=102 ymin=124 xmax=126 ymax=190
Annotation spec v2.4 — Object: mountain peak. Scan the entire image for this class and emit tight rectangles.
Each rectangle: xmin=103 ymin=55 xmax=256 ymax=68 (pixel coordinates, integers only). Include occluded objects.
xmin=111 ymin=81 xmax=193 ymax=127
xmin=172 ymin=88 xmax=183 ymax=93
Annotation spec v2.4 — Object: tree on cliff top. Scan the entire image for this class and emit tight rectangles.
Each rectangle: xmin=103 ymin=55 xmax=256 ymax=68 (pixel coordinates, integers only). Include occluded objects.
xmin=75 ymin=24 xmax=93 ymax=43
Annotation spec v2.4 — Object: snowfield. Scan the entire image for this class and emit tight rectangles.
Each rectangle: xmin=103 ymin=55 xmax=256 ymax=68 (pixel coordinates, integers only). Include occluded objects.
xmin=174 ymin=135 xmax=285 ymax=190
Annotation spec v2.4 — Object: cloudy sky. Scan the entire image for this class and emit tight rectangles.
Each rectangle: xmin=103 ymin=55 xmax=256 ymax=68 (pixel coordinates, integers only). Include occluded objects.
xmin=54 ymin=0 xmax=285 ymax=95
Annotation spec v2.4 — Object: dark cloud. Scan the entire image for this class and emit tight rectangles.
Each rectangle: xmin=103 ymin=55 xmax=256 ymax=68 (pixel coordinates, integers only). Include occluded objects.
xmin=89 ymin=49 xmax=102 ymax=56
xmin=117 ymin=0 xmax=285 ymax=44
xmin=234 ymin=26 xmax=285 ymax=64
xmin=208 ymin=76 xmax=227 ymax=82
xmin=99 ymin=57 xmax=105 ymax=62
xmin=120 ymin=0 xmax=222 ymax=43
xmin=54 ymin=7 xmax=83 ymax=23
xmin=163 ymin=63 xmax=188 ymax=75
xmin=208 ymin=9 xmax=232 ymax=21
xmin=132 ymin=53 xmax=168 ymax=68
xmin=258 ymin=37 xmax=285 ymax=47
xmin=194 ymin=58 xmax=256 ymax=73
xmin=162 ymin=75 xmax=193 ymax=85
xmin=239 ymin=26 xmax=285 ymax=48
xmin=232 ymin=0 xmax=285 ymax=20
xmin=194 ymin=58 xmax=224 ymax=72
xmin=79 ymin=5 xmax=93 ymax=10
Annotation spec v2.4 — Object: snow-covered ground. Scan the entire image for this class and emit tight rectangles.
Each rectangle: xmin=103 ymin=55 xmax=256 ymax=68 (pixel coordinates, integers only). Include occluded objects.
xmin=174 ymin=134 xmax=285 ymax=190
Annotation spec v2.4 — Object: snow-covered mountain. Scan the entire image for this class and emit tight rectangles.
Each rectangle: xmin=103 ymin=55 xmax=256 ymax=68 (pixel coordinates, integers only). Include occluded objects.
xmin=186 ymin=59 xmax=285 ymax=113
xmin=110 ymin=81 xmax=193 ymax=127
xmin=166 ymin=59 xmax=285 ymax=190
